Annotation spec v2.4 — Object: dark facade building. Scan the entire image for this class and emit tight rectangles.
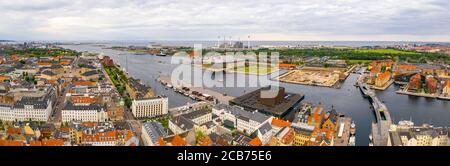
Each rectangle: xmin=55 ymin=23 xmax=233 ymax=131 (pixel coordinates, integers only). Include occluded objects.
xmin=229 ymin=86 xmax=304 ymax=120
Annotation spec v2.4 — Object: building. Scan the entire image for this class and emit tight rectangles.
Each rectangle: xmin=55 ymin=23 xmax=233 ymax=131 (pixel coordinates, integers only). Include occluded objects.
xmin=101 ymin=56 xmax=115 ymax=67
xmin=292 ymin=126 xmax=314 ymax=146
xmin=255 ymin=122 xmax=273 ymax=145
xmin=169 ymin=109 xmax=213 ymax=135
xmin=443 ymin=80 xmax=450 ymax=96
xmin=73 ymin=80 xmax=97 ymax=87
xmin=81 ymin=70 xmax=100 ymax=81
xmin=229 ymin=86 xmax=304 ymax=119
xmin=394 ymin=63 xmax=418 ymax=76
xmin=81 ymin=130 xmax=117 ymax=146
xmin=70 ymin=121 xmax=138 ymax=146
xmin=0 ymin=91 xmax=54 ymax=122
xmin=375 ymin=71 xmax=391 ymax=87
xmin=131 ymin=96 xmax=168 ymax=118
xmin=141 ymin=122 xmax=170 ymax=146
xmin=425 ymin=76 xmax=438 ymax=94
xmin=368 ymin=60 xmax=393 ymax=72
xmin=268 ymin=126 xmax=295 ymax=146
xmin=41 ymin=69 xmax=59 ymax=79
xmin=169 ymin=115 xmax=195 ymax=134
xmin=212 ymin=104 xmax=272 ymax=135
xmin=408 ymin=73 xmax=422 ymax=91
xmin=62 ymin=103 xmax=107 ymax=122
xmin=0 ymin=75 xmax=11 ymax=82
xmin=126 ymin=78 xmax=155 ymax=99
xmin=69 ymin=96 xmax=98 ymax=105
xmin=388 ymin=121 xmax=450 ymax=146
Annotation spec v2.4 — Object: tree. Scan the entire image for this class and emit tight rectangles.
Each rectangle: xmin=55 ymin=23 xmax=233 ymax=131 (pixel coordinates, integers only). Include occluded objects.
xmin=124 ymin=97 xmax=132 ymax=108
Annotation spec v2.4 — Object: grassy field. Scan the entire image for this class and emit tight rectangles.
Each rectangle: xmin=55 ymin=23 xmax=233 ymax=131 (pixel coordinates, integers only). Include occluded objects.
xmin=352 ymin=49 xmax=420 ymax=55
xmin=234 ymin=66 xmax=273 ymax=74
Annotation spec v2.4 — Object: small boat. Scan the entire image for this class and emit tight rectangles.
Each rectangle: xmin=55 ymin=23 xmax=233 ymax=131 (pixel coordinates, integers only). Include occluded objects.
xmin=350 ymin=121 xmax=356 ymax=135
xmin=348 ymin=136 xmax=356 ymax=146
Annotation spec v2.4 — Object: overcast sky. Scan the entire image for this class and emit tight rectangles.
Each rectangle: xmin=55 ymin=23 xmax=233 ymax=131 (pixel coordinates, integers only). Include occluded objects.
xmin=1 ymin=0 xmax=449 ymax=41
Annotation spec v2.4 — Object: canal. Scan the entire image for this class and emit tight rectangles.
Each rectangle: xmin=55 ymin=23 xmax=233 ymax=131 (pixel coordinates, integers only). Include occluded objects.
xmin=62 ymin=44 xmax=449 ymax=146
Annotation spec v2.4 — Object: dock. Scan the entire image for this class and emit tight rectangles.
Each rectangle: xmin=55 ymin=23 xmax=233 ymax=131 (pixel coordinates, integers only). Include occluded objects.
xmin=333 ymin=117 xmax=354 ymax=146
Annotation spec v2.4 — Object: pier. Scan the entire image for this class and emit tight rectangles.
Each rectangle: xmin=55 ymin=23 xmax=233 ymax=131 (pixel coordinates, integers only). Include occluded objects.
xmin=357 ymin=75 xmax=392 ymax=146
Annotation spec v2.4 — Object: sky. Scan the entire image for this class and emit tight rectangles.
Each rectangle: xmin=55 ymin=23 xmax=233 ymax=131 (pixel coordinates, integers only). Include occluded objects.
xmin=0 ymin=0 xmax=449 ymax=41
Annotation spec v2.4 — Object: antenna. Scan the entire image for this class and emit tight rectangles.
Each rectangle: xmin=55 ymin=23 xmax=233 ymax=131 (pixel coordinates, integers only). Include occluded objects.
xmin=217 ymin=36 xmax=220 ymax=48
xmin=223 ymin=36 xmax=226 ymax=49
xmin=125 ymin=54 xmax=128 ymax=73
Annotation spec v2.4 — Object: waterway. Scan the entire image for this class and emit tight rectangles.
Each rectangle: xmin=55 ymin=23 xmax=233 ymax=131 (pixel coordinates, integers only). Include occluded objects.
xmin=62 ymin=44 xmax=449 ymax=146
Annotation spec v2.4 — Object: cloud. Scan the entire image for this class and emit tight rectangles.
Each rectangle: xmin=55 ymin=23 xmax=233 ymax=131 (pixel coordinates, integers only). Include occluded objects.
xmin=0 ymin=0 xmax=449 ymax=41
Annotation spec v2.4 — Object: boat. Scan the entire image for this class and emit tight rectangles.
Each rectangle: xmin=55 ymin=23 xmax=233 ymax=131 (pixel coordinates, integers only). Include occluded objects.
xmin=350 ymin=121 xmax=356 ymax=135
xmin=156 ymin=53 xmax=167 ymax=56
xmin=348 ymin=136 xmax=356 ymax=146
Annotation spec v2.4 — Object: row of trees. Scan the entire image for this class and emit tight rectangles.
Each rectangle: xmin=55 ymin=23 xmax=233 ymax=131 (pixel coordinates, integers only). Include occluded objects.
xmin=3 ymin=48 xmax=80 ymax=57
xmin=204 ymin=48 xmax=450 ymax=63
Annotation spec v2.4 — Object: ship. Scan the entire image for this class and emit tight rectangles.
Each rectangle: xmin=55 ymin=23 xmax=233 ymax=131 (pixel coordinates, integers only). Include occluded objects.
xmin=348 ymin=136 xmax=356 ymax=146
xmin=350 ymin=121 xmax=356 ymax=136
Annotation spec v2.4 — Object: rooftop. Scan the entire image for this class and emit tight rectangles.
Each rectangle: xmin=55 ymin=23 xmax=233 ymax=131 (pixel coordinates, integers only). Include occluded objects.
xmin=213 ymin=103 xmax=270 ymax=124
xmin=229 ymin=86 xmax=304 ymax=118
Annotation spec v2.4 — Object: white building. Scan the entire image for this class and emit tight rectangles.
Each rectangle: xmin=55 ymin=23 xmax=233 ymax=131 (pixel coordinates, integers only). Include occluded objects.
xmin=0 ymin=104 xmax=14 ymax=121
xmin=388 ymin=121 xmax=450 ymax=146
xmin=131 ymin=97 xmax=168 ymax=118
xmin=62 ymin=103 xmax=107 ymax=122
xmin=256 ymin=122 xmax=274 ymax=145
xmin=169 ymin=109 xmax=214 ymax=135
xmin=0 ymin=95 xmax=53 ymax=122
xmin=212 ymin=104 xmax=272 ymax=135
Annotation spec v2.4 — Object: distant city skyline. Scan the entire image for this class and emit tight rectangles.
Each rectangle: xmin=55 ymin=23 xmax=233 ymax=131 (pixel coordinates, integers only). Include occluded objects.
xmin=1 ymin=0 xmax=450 ymax=41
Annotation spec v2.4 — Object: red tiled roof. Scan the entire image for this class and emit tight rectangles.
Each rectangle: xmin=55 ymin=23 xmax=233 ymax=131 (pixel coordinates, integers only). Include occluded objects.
xmin=0 ymin=140 xmax=24 ymax=146
xmin=271 ymin=118 xmax=291 ymax=128
xmin=157 ymin=137 xmax=166 ymax=146
xmin=7 ymin=127 xmax=21 ymax=135
xmin=42 ymin=139 xmax=65 ymax=146
xmin=29 ymin=141 xmax=42 ymax=146
xmin=249 ymin=137 xmax=262 ymax=146
xmin=171 ymin=135 xmax=187 ymax=146
xmin=73 ymin=80 xmax=97 ymax=87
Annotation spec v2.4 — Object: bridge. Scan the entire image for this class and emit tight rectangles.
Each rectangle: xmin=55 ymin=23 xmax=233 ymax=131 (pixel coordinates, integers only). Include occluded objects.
xmin=357 ymin=75 xmax=392 ymax=146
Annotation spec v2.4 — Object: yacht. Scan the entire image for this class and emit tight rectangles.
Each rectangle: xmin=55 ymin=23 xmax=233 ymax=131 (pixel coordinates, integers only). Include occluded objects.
xmin=350 ymin=121 xmax=356 ymax=135
xmin=348 ymin=136 xmax=356 ymax=146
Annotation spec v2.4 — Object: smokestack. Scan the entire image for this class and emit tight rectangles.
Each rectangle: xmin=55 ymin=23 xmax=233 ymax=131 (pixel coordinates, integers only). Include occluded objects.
xmin=217 ymin=36 xmax=220 ymax=48
xmin=248 ymin=35 xmax=251 ymax=50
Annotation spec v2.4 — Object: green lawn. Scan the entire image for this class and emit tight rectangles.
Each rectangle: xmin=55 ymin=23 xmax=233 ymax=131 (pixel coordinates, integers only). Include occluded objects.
xmin=234 ymin=65 xmax=273 ymax=74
